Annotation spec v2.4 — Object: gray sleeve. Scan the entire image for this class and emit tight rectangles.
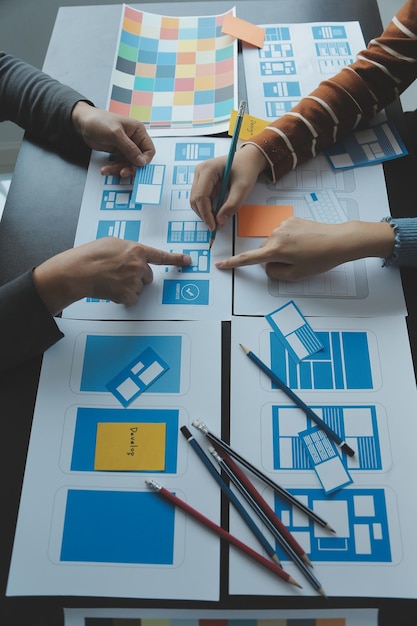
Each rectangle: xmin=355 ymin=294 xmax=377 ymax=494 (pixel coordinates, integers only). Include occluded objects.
xmin=0 ymin=51 xmax=93 ymax=152
xmin=382 ymin=217 xmax=417 ymax=267
xmin=0 ymin=270 xmax=64 ymax=373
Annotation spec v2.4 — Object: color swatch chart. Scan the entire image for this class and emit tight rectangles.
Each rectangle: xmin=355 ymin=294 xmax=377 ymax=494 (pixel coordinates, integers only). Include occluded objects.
xmin=63 ymin=608 xmax=378 ymax=626
xmin=7 ymin=319 xmax=224 ymax=601
xmin=108 ymin=5 xmax=237 ymax=136
xmin=228 ymin=315 xmax=417 ymax=598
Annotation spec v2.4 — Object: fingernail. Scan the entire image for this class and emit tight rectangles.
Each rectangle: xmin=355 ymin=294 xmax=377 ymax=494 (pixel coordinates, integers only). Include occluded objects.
xmin=134 ymin=154 xmax=146 ymax=166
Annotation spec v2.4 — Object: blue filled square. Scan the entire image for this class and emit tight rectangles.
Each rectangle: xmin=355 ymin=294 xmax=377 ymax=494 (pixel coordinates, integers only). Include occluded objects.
xmin=61 ymin=489 xmax=175 ymax=564
xmin=80 ymin=335 xmax=182 ymax=393
xmin=162 ymin=280 xmax=209 ymax=305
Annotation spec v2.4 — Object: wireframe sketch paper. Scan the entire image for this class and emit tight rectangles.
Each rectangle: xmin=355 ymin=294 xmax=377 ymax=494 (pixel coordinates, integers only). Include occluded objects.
xmin=232 ymin=153 xmax=406 ymax=317
xmin=63 ymin=138 xmax=234 ymax=322
xmin=242 ymin=21 xmax=365 ymax=121
xmin=233 ymin=20 xmax=406 ymax=317
xmin=228 ymin=315 xmax=417 ymax=598
xmin=7 ymin=319 xmax=223 ymax=600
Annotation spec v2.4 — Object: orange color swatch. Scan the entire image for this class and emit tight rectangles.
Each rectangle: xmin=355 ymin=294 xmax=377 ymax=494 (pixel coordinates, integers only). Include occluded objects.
xmin=238 ymin=204 xmax=294 ymax=237
xmin=221 ymin=13 xmax=265 ymax=48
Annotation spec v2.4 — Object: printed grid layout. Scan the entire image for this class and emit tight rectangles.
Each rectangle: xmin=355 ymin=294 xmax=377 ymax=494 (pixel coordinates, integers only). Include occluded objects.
xmin=109 ymin=6 xmax=236 ymax=131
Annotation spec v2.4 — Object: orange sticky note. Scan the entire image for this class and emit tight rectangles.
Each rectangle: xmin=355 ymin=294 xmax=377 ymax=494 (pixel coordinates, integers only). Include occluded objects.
xmin=221 ymin=14 xmax=265 ymax=48
xmin=238 ymin=204 xmax=294 ymax=237
xmin=94 ymin=422 xmax=166 ymax=471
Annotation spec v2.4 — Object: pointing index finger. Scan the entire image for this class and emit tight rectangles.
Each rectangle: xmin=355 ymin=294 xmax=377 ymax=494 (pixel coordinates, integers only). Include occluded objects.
xmin=215 ymin=247 xmax=272 ymax=269
xmin=144 ymin=246 xmax=192 ymax=267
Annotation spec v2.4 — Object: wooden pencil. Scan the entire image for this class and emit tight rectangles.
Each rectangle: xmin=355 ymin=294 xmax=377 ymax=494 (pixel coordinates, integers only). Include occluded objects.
xmin=209 ymin=448 xmax=326 ymax=597
xmin=240 ymin=343 xmax=355 ymax=457
xmin=192 ymin=418 xmax=335 ymax=533
xmin=213 ymin=443 xmax=312 ymax=567
xmin=180 ymin=425 xmax=280 ymax=565
xmin=145 ymin=479 xmax=301 ymax=588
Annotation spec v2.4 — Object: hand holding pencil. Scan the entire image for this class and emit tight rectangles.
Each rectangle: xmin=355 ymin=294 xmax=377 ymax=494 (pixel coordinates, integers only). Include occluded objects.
xmin=209 ymin=100 xmax=246 ymax=248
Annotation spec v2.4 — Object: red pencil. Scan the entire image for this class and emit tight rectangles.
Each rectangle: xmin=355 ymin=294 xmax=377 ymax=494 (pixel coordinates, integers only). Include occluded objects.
xmin=145 ymin=479 xmax=301 ymax=589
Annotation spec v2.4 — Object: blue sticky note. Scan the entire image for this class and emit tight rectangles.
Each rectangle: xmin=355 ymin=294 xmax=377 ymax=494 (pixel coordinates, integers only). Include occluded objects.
xmin=300 ymin=426 xmax=353 ymax=494
xmin=325 ymin=119 xmax=408 ymax=170
xmin=265 ymin=300 xmax=323 ymax=363
xmin=106 ymin=346 xmax=169 ymax=407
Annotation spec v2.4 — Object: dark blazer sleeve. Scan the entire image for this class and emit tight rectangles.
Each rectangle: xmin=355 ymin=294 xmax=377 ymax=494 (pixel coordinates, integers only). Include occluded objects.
xmin=0 ymin=271 xmax=64 ymax=373
xmin=0 ymin=51 xmax=93 ymax=152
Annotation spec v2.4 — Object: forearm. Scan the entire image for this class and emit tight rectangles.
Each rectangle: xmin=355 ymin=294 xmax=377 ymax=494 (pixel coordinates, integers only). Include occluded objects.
xmin=245 ymin=0 xmax=417 ymax=181
xmin=0 ymin=51 xmax=92 ymax=150
xmin=0 ymin=271 xmax=63 ymax=372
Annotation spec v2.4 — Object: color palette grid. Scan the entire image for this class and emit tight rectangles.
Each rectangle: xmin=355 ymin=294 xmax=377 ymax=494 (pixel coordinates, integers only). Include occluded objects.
xmin=85 ymin=617 xmax=346 ymax=626
xmin=109 ymin=5 xmax=237 ymax=134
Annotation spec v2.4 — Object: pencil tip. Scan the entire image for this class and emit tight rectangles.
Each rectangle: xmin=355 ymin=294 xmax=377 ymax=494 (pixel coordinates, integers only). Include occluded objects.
xmin=302 ymin=554 xmax=313 ymax=567
xmin=326 ymin=524 xmax=336 ymax=533
xmin=240 ymin=343 xmax=249 ymax=354
xmin=318 ymin=587 xmax=327 ymax=598
xmin=272 ymin=554 xmax=281 ymax=566
xmin=289 ymin=576 xmax=302 ymax=588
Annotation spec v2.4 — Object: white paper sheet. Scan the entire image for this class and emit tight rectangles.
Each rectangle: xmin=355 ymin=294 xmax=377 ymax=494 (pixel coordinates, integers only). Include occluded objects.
xmin=234 ymin=20 xmax=406 ymax=317
xmin=63 ymin=139 xmax=233 ymax=321
xmin=227 ymin=315 xmax=417 ymax=597
xmin=232 ymin=155 xmax=407 ymax=318
xmin=243 ymin=21 xmax=366 ymax=122
xmin=7 ymin=319 xmax=223 ymax=600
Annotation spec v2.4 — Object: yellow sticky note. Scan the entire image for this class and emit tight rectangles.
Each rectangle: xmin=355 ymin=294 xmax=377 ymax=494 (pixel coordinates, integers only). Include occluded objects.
xmin=238 ymin=204 xmax=294 ymax=237
xmin=228 ymin=110 xmax=269 ymax=140
xmin=94 ymin=422 xmax=166 ymax=471
xmin=221 ymin=13 xmax=265 ymax=48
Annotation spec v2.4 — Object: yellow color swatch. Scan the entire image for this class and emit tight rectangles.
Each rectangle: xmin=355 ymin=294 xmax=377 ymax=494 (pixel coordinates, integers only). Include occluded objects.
xmin=94 ymin=422 xmax=166 ymax=471
xmin=238 ymin=204 xmax=294 ymax=237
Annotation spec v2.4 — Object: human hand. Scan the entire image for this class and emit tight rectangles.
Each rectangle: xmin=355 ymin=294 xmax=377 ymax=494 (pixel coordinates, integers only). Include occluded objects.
xmin=71 ymin=102 xmax=156 ymax=177
xmin=190 ymin=144 xmax=269 ymax=231
xmin=215 ymin=217 xmax=395 ymax=280
xmin=33 ymin=237 xmax=191 ymax=315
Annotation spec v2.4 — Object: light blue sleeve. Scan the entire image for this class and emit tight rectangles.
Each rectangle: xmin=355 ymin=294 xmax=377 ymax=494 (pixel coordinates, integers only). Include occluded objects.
xmin=382 ymin=217 xmax=417 ymax=267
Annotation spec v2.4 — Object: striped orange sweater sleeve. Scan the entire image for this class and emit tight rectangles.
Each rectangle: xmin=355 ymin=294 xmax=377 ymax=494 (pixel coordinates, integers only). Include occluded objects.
xmin=244 ymin=0 xmax=417 ymax=182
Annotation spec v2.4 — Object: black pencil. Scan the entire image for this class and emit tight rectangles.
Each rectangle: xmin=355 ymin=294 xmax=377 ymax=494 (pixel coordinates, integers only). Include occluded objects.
xmin=210 ymin=443 xmax=312 ymax=566
xmin=192 ymin=419 xmax=335 ymax=533
xmin=209 ymin=447 xmax=326 ymax=597
xmin=180 ymin=425 xmax=280 ymax=564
